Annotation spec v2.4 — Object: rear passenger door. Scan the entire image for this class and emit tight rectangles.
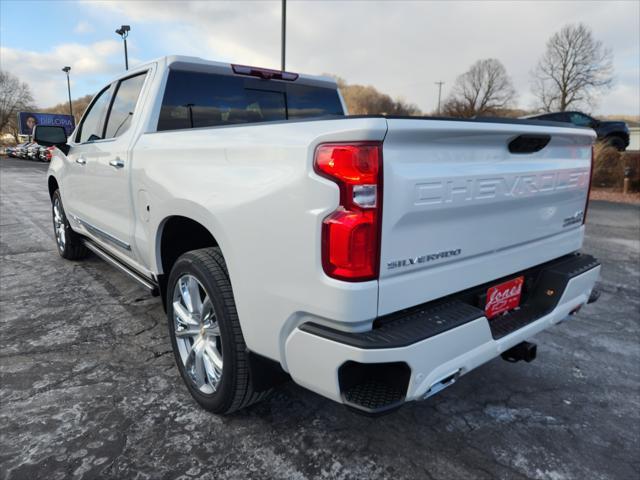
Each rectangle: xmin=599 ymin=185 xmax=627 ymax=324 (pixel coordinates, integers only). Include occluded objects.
xmin=77 ymin=71 xmax=149 ymax=262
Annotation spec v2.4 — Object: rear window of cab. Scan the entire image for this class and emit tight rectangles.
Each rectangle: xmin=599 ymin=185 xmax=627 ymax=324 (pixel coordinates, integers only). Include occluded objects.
xmin=157 ymin=70 xmax=344 ymax=131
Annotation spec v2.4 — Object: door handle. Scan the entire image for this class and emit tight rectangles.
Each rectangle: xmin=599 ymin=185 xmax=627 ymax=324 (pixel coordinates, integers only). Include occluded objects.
xmin=109 ymin=158 xmax=125 ymax=169
xmin=75 ymin=157 xmax=86 ymax=165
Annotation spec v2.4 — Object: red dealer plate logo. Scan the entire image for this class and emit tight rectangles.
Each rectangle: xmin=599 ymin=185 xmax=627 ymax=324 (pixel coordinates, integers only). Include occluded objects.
xmin=485 ymin=276 xmax=524 ymax=319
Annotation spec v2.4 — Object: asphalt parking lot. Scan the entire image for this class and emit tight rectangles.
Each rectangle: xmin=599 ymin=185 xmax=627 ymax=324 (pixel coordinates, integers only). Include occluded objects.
xmin=1 ymin=156 xmax=638 ymax=480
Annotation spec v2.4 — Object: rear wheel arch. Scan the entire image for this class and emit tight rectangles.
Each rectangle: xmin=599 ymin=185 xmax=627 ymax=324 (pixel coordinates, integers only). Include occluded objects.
xmin=156 ymin=215 xmax=220 ymax=306
xmin=604 ymin=134 xmax=627 ymax=151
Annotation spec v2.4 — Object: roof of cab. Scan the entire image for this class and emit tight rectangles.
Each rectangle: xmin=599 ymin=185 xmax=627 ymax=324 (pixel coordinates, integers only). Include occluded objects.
xmin=115 ymin=55 xmax=338 ymax=89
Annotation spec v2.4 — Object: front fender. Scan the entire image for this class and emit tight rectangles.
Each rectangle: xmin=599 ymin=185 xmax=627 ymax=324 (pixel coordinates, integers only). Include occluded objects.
xmin=47 ymin=153 xmax=66 ymax=199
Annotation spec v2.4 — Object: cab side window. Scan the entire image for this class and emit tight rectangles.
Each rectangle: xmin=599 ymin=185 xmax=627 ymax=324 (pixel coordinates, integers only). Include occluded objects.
xmin=76 ymin=85 xmax=113 ymax=143
xmin=548 ymin=113 xmax=568 ymax=122
xmin=104 ymin=73 xmax=147 ymax=139
xmin=569 ymin=113 xmax=592 ymax=127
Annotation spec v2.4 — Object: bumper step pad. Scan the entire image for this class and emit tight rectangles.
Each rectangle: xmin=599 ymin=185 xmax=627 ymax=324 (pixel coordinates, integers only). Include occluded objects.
xmin=300 ymin=301 xmax=483 ymax=349
xmin=338 ymin=361 xmax=411 ymax=415
xmin=343 ymin=380 xmax=405 ymax=412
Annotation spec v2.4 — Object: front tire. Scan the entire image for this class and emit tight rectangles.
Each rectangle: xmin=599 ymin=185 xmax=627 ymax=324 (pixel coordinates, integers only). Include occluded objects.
xmin=607 ymin=136 xmax=626 ymax=151
xmin=51 ymin=189 xmax=88 ymax=260
xmin=166 ymin=247 xmax=268 ymax=414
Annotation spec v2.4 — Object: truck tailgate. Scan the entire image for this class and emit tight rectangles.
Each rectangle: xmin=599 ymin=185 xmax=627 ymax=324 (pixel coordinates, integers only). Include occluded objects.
xmin=378 ymin=118 xmax=595 ymax=315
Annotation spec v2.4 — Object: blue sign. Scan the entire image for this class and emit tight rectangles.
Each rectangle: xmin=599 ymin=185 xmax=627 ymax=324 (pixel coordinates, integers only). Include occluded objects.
xmin=18 ymin=112 xmax=75 ymax=137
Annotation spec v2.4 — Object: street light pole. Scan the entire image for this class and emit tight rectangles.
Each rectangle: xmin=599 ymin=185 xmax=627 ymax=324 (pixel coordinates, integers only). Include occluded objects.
xmin=62 ymin=66 xmax=73 ymax=117
xmin=281 ymin=0 xmax=286 ymax=71
xmin=435 ymin=81 xmax=444 ymax=115
xmin=115 ymin=25 xmax=131 ymax=70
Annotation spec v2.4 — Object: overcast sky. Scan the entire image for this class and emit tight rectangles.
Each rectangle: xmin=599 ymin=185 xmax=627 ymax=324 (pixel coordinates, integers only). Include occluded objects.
xmin=1 ymin=0 xmax=638 ymax=115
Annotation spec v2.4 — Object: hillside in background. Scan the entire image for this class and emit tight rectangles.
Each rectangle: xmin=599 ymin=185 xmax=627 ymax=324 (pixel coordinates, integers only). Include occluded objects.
xmin=600 ymin=115 xmax=640 ymax=127
xmin=42 ymin=94 xmax=93 ymax=124
xmin=330 ymin=76 xmax=421 ymax=116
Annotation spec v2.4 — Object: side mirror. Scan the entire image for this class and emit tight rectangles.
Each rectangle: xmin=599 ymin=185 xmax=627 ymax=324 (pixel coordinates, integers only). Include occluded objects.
xmin=33 ymin=126 xmax=69 ymax=154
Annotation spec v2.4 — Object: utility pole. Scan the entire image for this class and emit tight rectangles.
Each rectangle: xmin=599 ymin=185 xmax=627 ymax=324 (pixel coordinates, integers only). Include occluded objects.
xmin=62 ymin=66 xmax=73 ymax=117
xmin=115 ymin=25 xmax=131 ymax=70
xmin=435 ymin=81 xmax=444 ymax=115
xmin=281 ymin=0 xmax=286 ymax=71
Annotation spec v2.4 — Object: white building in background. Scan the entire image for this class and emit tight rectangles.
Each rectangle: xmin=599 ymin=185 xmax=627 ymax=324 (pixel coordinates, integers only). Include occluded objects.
xmin=628 ymin=128 xmax=640 ymax=151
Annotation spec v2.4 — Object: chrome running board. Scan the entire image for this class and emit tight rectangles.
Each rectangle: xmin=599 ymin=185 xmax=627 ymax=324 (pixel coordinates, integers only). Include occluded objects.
xmin=83 ymin=238 xmax=159 ymax=296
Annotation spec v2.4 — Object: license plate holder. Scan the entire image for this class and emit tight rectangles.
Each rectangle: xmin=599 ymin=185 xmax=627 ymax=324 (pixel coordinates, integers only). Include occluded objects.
xmin=485 ymin=276 xmax=524 ymax=319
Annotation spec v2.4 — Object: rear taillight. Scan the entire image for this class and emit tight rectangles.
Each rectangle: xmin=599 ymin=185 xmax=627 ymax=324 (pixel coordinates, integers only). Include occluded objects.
xmin=583 ymin=145 xmax=594 ymax=224
xmin=314 ymin=142 xmax=382 ymax=281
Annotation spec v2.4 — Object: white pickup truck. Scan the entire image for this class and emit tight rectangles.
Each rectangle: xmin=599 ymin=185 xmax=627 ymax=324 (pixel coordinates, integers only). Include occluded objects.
xmin=39 ymin=56 xmax=601 ymax=415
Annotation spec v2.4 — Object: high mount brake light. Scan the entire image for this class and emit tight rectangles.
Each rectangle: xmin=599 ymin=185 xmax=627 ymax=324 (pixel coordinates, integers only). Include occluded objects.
xmin=314 ymin=143 xmax=382 ymax=281
xmin=231 ymin=64 xmax=299 ymax=81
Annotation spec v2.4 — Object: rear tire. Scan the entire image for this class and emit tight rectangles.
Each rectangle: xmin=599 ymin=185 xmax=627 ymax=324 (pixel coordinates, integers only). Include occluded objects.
xmin=166 ymin=247 xmax=269 ymax=414
xmin=51 ymin=189 xmax=88 ymax=260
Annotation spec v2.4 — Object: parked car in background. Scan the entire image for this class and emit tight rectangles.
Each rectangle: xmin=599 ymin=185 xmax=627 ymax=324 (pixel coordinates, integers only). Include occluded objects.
xmin=10 ymin=142 xmax=30 ymax=159
xmin=38 ymin=146 xmax=54 ymax=162
xmin=8 ymin=141 xmax=52 ymax=161
xmin=20 ymin=143 xmax=33 ymax=159
xmin=528 ymin=111 xmax=630 ymax=151
xmin=26 ymin=143 xmax=41 ymax=160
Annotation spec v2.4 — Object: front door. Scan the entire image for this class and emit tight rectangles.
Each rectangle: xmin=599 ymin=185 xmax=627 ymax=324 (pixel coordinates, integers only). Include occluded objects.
xmin=80 ymin=72 xmax=148 ymax=257
xmin=65 ymin=71 xmax=148 ymax=265
xmin=64 ymin=83 xmax=114 ymax=224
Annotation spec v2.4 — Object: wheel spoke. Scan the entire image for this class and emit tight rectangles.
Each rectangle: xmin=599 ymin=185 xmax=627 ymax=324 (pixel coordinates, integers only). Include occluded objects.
xmin=203 ymin=348 xmax=221 ymax=389
xmin=175 ymin=327 xmax=200 ymax=338
xmin=201 ymin=296 xmax=219 ymax=334
xmin=179 ymin=278 xmax=194 ymax=313
xmin=180 ymin=276 xmax=202 ymax=314
xmin=206 ymin=322 xmax=221 ymax=337
xmin=187 ymin=276 xmax=203 ymax=314
xmin=201 ymin=295 xmax=212 ymax=317
xmin=204 ymin=342 xmax=223 ymax=371
xmin=186 ymin=339 xmax=206 ymax=387
xmin=173 ymin=301 xmax=198 ymax=327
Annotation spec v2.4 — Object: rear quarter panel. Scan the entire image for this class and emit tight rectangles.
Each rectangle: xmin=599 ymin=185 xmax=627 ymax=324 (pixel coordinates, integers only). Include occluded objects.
xmin=132 ymin=118 xmax=387 ymax=364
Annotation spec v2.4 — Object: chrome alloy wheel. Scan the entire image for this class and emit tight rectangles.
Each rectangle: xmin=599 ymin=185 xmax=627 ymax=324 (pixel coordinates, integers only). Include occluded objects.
xmin=172 ymin=274 xmax=223 ymax=394
xmin=53 ymin=197 xmax=66 ymax=251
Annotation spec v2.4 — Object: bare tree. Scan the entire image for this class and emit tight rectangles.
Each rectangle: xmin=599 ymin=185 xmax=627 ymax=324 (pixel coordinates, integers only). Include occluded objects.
xmin=532 ymin=23 xmax=613 ymax=112
xmin=442 ymin=59 xmax=516 ymax=117
xmin=0 ymin=70 xmax=34 ymax=134
xmin=43 ymin=94 xmax=93 ymax=124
